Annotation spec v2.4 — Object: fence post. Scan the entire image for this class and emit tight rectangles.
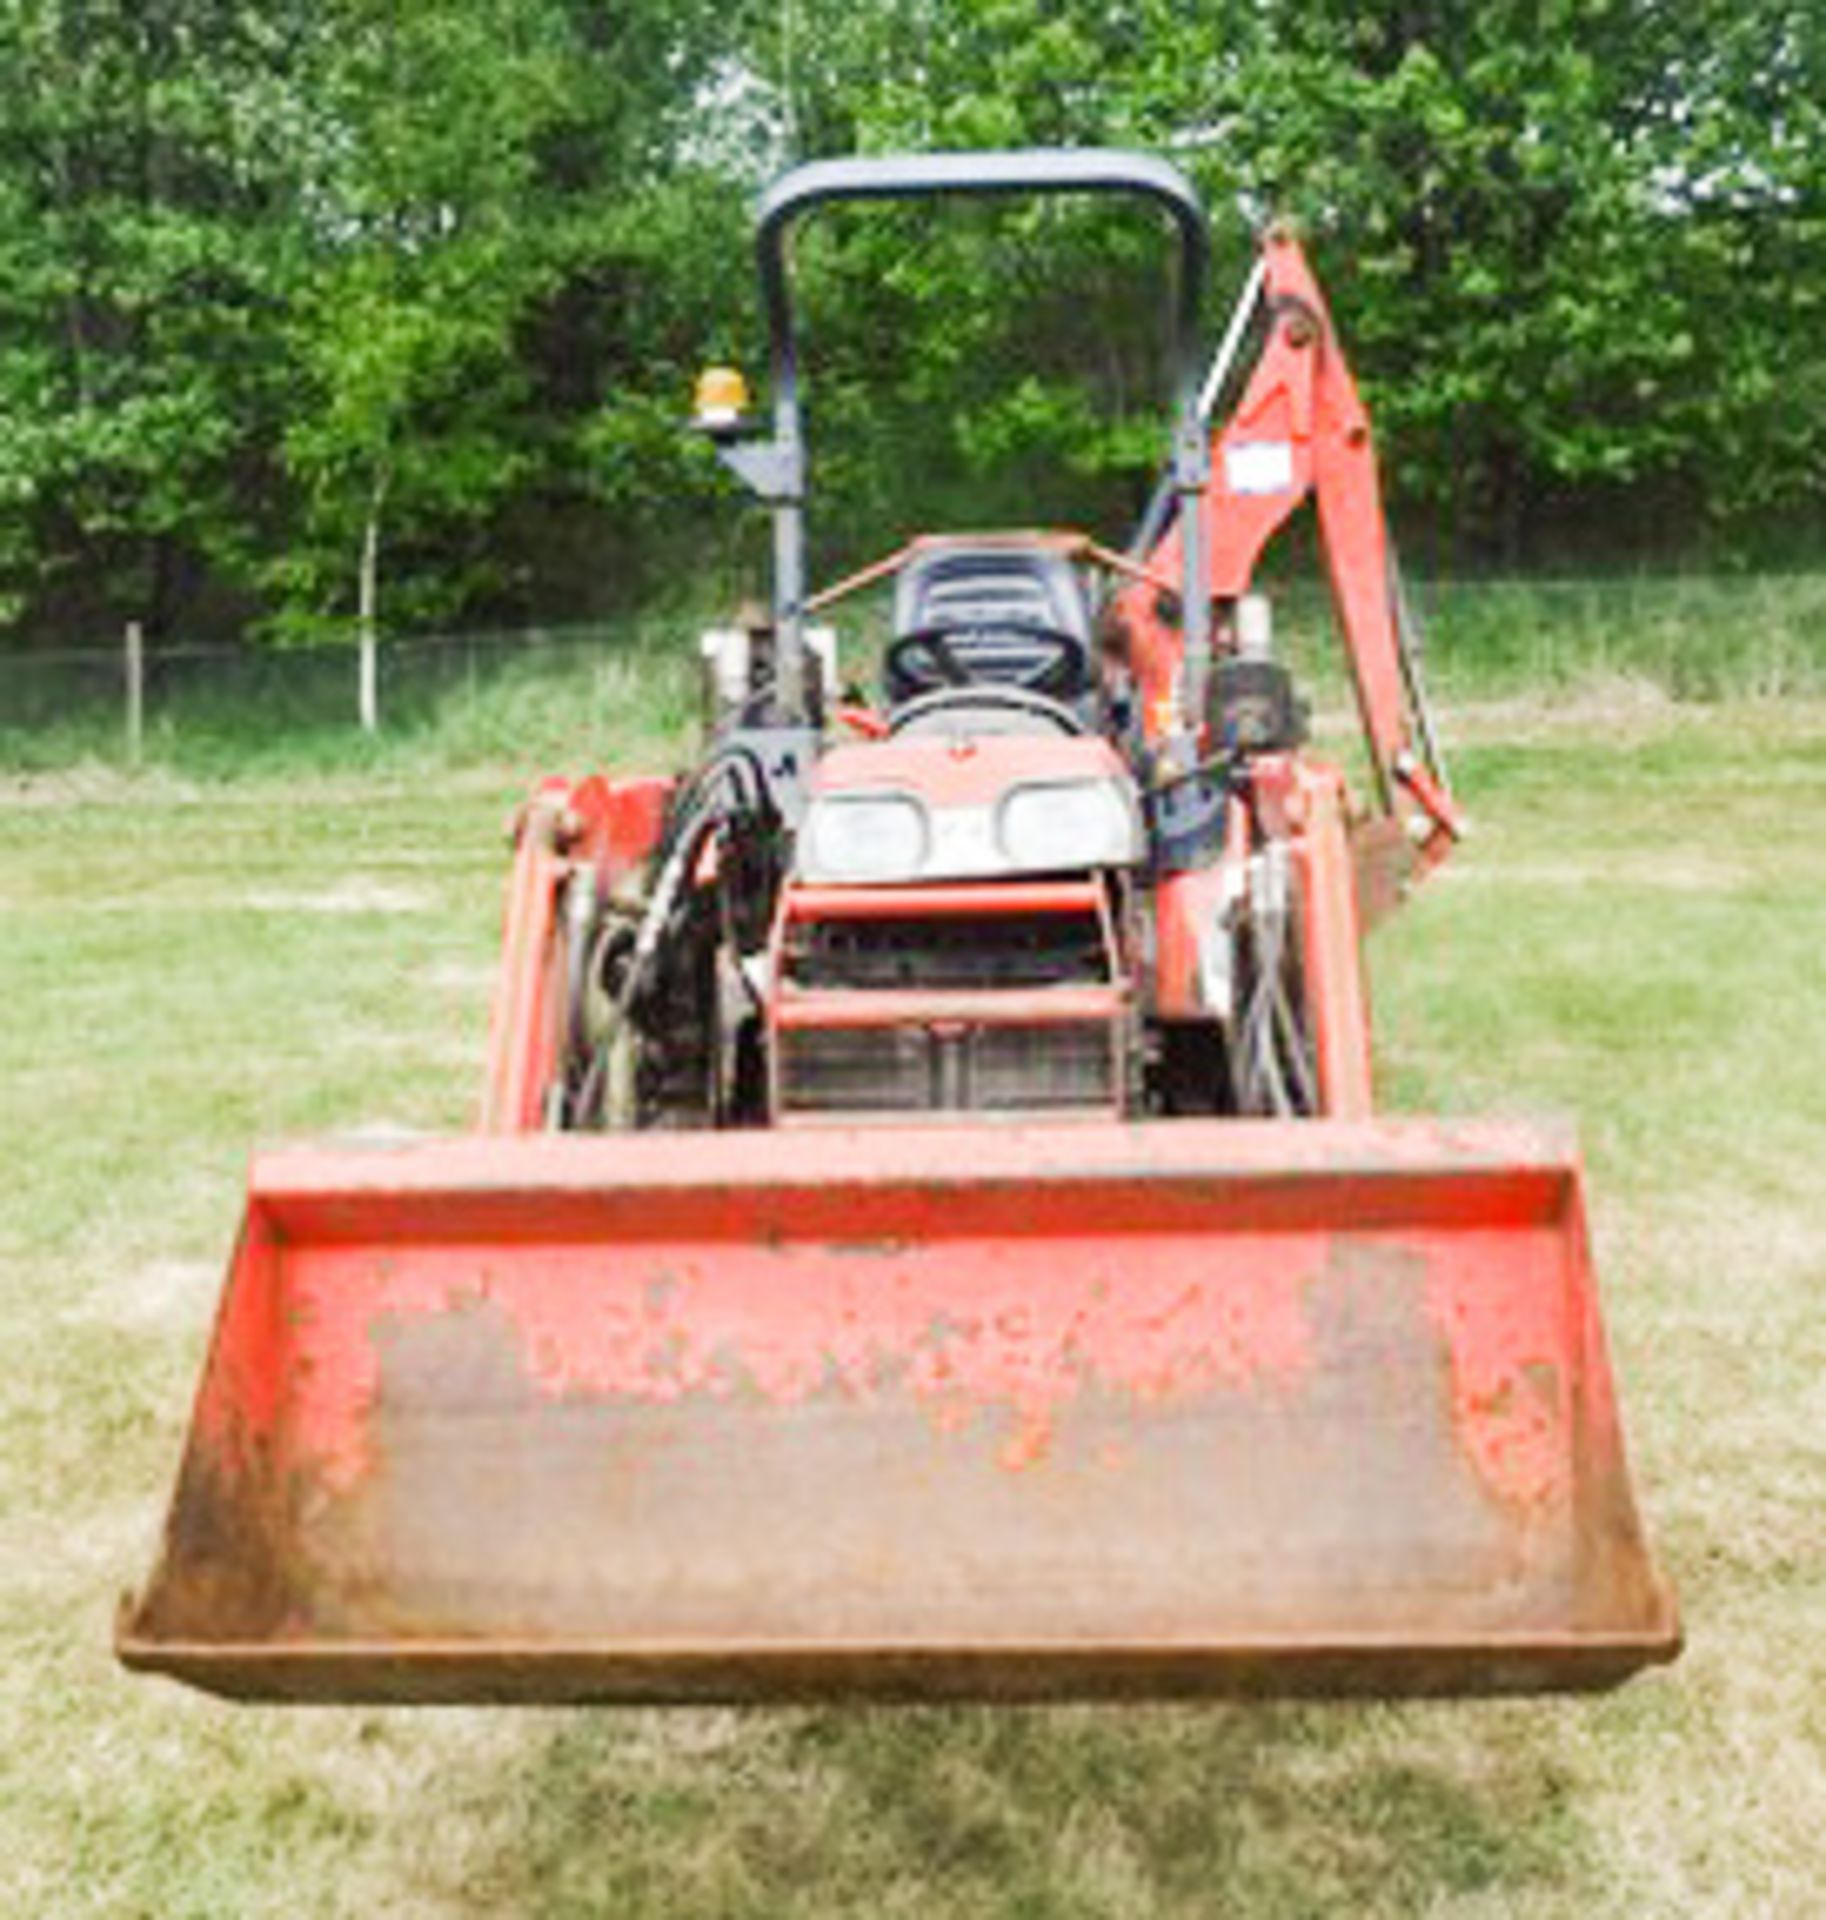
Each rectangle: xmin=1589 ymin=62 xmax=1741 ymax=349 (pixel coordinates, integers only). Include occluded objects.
xmin=124 ymin=620 xmax=144 ymax=767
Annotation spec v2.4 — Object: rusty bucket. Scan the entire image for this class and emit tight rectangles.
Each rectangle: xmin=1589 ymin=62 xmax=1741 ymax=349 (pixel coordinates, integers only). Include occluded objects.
xmin=118 ymin=1118 xmax=1678 ymax=1701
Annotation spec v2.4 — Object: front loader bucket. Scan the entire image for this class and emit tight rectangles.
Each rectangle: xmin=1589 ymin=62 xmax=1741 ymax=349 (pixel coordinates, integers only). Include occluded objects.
xmin=119 ymin=1119 xmax=1677 ymax=1702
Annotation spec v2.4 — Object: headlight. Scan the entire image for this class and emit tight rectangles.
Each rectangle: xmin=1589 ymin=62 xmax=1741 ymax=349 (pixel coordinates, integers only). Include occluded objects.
xmin=998 ymin=779 xmax=1139 ymax=870
xmin=801 ymin=792 xmax=929 ymax=883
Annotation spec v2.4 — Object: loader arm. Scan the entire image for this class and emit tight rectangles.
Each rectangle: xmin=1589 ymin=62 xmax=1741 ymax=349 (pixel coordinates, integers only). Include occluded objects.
xmin=1121 ymin=227 xmax=1462 ymax=877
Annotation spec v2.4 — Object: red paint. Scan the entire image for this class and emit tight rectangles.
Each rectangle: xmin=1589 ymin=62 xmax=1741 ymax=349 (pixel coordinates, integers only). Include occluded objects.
xmin=278 ymin=1224 xmax=1318 ymax=1487
xmin=192 ymin=1214 xmax=286 ymax=1456
xmin=1289 ymin=759 xmax=1373 ymax=1118
xmin=478 ymin=796 xmax=566 ymax=1133
xmin=1113 ymin=226 xmax=1457 ymax=877
xmin=186 ymin=1122 xmax=1597 ymax=1508
xmin=774 ymin=983 xmax=1124 ymax=1031
xmin=783 ymin=880 xmax=1105 ymax=921
xmin=567 ymin=774 xmax=674 ymax=885
xmin=835 ymin=703 xmax=891 ymax=739
xmin=1426 ymin=1232 xmax=1574 ymax=1510
xmin=810 ymin=734 xmax=1128 ymax=807
xmin=478 ymin=773 xmax=676 ymax=1135
xmin=1153 ymin=862 xmax=1231 ymax=1022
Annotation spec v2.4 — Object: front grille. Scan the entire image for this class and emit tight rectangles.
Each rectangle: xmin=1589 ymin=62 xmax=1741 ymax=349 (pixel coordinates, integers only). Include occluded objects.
xmin=776 ymin=901 xmax=1122 ymax=1118
xmin=789 ymin=911 xmax=1106 ymax=991
xmin=779 ymin=1026 xmax=931 ymax=1113
xmin=971 ymin=1023 xmax=1114 ymax=1109
xmin=778 ymin=1021 xmax=1116 ymax=1116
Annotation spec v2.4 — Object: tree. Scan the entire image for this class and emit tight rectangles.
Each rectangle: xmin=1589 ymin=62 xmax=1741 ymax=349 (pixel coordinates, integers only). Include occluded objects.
xmin=0 ymin=2 xmax=318 ymax=635
xmin=740 ymin=0 xmax=1826 ymax=569
xmin=267 ymin=0 xmax=570 ymax=642
xmin=0 ymin=0 xmax=1821 ymax=647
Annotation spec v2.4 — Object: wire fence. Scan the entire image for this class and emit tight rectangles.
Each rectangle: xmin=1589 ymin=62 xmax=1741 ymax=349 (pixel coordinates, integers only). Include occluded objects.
xmin=0 ymin=621 xmax=706 ymax=776
xmin=3 ymin=573 xmax=1824 ymax=775
xmin=2 ymin=622 xmax=606 ymax=735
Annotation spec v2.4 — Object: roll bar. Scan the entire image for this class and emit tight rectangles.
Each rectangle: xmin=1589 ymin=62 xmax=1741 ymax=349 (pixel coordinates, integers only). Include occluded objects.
xmin=756 ymin=150 xmax=1209 ymax=408
xmin=727 ymin=149 xmax=1213 ymax=725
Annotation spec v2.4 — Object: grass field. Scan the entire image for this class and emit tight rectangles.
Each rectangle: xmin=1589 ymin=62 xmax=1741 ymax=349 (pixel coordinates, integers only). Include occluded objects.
xmin=3 ymin=570 xmax=1824 ymax=780
xmin=3 ymin=687 xmax=1824 ymax=1916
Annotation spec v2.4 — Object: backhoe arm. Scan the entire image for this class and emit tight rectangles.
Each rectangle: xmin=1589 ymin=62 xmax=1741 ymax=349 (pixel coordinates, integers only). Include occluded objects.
xmin=1122 ymin=227 xmax=1462 ymax=872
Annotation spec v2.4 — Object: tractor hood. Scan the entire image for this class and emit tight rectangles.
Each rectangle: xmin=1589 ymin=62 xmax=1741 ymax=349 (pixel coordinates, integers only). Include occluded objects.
xmin=797 ymin=734 xmax=1143 ymax=885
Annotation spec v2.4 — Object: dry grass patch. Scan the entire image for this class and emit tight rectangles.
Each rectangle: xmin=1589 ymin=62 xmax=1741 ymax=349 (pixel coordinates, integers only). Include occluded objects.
xmin=2 ymin=702 xmax=1823 ymax=1915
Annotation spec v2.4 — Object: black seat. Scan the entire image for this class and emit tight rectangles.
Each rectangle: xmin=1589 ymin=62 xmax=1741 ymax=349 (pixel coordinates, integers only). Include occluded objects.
xmin=884 ymin=545 xmax=1094 ymax=705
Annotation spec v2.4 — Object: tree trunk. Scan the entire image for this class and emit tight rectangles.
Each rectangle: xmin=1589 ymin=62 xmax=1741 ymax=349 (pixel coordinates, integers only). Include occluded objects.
xmin=357 ymin=470 xmax=387 ymax=734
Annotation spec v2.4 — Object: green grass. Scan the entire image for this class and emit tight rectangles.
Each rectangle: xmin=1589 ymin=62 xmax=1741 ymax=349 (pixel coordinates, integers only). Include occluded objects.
xmin=1267 ymin=570 xmax=1826 ymax=711
xmin=4 ymin=571 xmax=1824 ymax=780
xmin=0 ymin=617 xmax=702 ymax=780
xmin=3 ymin=695 xmax=1825 ymax=1915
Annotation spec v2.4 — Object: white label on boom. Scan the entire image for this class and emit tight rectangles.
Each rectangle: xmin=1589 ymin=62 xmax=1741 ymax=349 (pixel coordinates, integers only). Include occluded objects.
xmin=1224 ymin=441 xmax=1296 ymax=495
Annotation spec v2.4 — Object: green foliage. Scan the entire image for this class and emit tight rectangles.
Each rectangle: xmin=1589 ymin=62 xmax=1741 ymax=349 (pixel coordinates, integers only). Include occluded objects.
xmin=1204 ymin=0 xmax=1826 ymax=563
xmin=0 ymin=0 xmax=1822 ymax=644
xmin=767 ymin=0 xmax=1826 ymax=568
xmin=0 ymin=2 xmax=317 ymax=627
xmin=265 ymin=1 xmax=567 ymax=636
xmin=0 ymin=0 xmax=748 ymax=642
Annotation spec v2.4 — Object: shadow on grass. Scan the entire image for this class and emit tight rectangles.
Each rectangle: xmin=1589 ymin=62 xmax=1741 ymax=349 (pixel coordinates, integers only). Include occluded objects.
xmin=463 ymin=1701 xmax=1588 ymax=1918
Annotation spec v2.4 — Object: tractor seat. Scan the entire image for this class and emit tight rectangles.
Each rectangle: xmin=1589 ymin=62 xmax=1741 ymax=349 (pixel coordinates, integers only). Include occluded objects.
xmin=884 ymin=543 xmax=1094 ymax=706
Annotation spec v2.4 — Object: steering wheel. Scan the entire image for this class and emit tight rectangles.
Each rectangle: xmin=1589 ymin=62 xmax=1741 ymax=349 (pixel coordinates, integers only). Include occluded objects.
xmin=884 ymin=623 xmax=1085 ymax=699
xmin=887 ymin=684 xmax=1085 ymax=737
xmin=886 ymin=626 xmax=972 ymax=688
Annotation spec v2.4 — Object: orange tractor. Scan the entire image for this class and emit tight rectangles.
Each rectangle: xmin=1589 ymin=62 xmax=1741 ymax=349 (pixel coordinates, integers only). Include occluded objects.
xmin=121 ymin=150 xmax=1678 ymax=1701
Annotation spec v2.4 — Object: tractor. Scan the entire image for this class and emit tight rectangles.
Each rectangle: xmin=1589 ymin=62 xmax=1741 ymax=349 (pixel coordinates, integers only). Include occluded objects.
xmin=121 ymin=151 xmax=1676 ymax=1702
